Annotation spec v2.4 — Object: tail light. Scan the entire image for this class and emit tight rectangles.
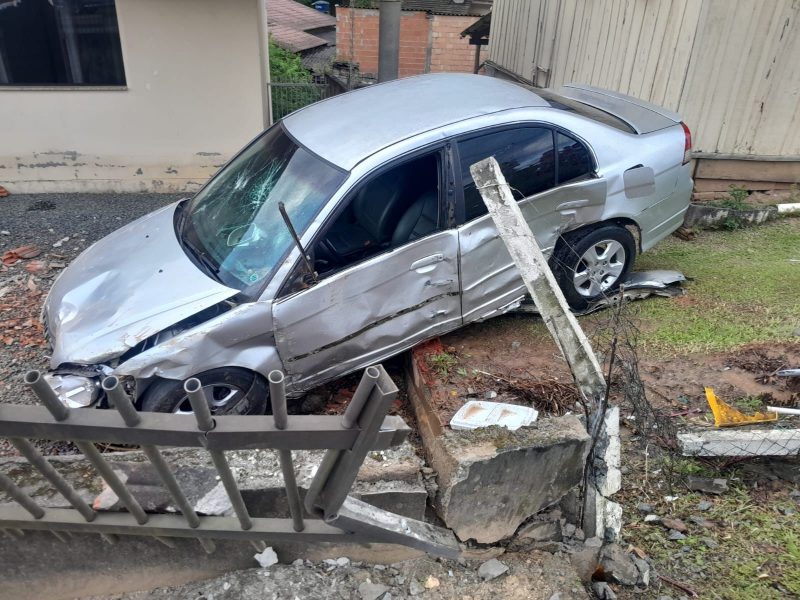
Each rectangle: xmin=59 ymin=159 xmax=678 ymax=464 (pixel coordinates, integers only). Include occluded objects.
xmin=681 ymin=121 xmax=692 ymax=164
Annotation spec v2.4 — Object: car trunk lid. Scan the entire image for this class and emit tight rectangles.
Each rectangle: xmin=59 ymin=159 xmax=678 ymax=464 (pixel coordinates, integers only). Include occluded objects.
xmin=554 ymin=84 xmax=681 ymax=134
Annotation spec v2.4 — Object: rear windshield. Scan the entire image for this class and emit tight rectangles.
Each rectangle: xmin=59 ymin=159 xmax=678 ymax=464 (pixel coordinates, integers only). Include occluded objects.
xmin=535 ymin=89 xmax=636 ymax=134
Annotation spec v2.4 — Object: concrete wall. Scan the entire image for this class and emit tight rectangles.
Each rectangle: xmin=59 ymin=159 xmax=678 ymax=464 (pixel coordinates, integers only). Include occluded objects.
xmin=0 ymin=0 xmax=267 ymax=193
xmin=336 ymin=8 xmax=482 ymax=79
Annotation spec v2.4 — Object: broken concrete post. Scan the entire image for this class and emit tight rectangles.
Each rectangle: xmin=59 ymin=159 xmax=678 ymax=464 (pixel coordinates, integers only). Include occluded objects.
xmin=468 ymin=157 xmax=606 ymax=402
xmin=469 ymin=157 xmax=621 ymax=539
xmin=679 ymin=429 xmax=800 ymax=457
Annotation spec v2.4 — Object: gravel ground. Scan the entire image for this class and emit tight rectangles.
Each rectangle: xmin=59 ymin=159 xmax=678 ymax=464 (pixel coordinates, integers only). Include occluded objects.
xmin=0 ymin=193 xmax=182 ymax=450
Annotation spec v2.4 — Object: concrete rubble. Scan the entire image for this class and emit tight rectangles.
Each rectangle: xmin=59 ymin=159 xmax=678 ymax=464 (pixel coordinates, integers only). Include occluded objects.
xmin=87 ymin=552 xmax=590 ymax=600
xmin=427 ymin=416 xmax=590 ymax=543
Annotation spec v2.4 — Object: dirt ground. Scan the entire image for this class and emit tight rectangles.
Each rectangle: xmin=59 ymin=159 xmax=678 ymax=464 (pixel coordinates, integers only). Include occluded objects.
xmin=418 ymin=311 xmax=799 ymax=429
xmin=417 ymin=310 xmax=800 ymax=599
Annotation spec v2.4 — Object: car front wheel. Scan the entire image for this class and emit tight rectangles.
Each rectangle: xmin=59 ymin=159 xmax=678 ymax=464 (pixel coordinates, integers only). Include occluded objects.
xmin=552 ymin=225 xmax=636 ymax=310
xmin=140 ymin=367 xmax=270 ymax=415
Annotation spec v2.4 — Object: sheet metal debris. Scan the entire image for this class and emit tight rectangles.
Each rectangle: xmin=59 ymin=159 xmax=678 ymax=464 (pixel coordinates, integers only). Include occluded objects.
xmin=704 ymin=387 xmax=777 ymax=427
xmin=514 ymin=270 xmax=686 ymax=316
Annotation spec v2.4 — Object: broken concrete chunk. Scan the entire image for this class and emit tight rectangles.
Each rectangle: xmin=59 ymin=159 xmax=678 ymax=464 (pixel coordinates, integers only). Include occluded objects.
xmin=477 ymin=558 xmax=509 ymax=581
xmin=434 ymin=415 xmax=590 ymax=543
xmin=570 ymin=543 xmax=602 ymax=583
xmin=633 ymin=557 xmax=650 ymax=587
xmin=644 ymin=514 xmax=661 ymax=524
xmin=518 ymin=520 xmax=562 ymax=543
xmin=697 ymin=500 xmax=714 ymax=511
xmin=358 ymin=581 xmax=390 ymax=600
xmin=599 ymin=544 xmax=639 ymax=586
xmin=408 ymin=580 xmax=424 ymax=596
xmin=686 ymin=475 xmax=728 ymax=494
xmin=688 ymin=515 xmax=715 ymax=528
xmin=592 ymin=581 xmax=618 ymax=600
xmin=424 ymin=575 xmax=440 ymax=589
xmin=636 ymin=502 xmax=653 ymax=514
xmin=679 ymin=430 xmax=800 ymax=457
xmin=668 ymin=530 xmax=687 ymax=541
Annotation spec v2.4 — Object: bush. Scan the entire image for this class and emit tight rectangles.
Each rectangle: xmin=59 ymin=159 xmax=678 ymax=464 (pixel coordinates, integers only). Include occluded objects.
xmin=269 ymin=40 xmax=322 ymax=120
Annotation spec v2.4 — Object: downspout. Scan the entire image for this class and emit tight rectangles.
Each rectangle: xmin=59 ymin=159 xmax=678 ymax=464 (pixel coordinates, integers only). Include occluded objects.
xmin=257 ymin=0 xmax=273 ymax=127
xmin=378 ymin=0 xmax=401 ymax=82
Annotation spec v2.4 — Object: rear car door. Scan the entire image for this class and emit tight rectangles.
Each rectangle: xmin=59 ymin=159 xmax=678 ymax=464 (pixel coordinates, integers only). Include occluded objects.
xmin=456 ymin=126 xmax=607 ymax=322
xmin=272 ymin=148 xmax=461 ymax=390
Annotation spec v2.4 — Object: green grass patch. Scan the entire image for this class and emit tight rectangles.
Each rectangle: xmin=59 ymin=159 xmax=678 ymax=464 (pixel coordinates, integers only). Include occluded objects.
xmin=633 ymin=217 xmax=800 ymax=354
xmin=624 ymin=474 xmax=800 ymax=599
xmin=427 ymin=351 xmax=459 ymax=377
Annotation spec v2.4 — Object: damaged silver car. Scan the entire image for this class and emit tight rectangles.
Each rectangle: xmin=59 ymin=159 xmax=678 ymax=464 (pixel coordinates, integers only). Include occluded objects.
xmin=42 ymin=74 xmax=693 ymax=414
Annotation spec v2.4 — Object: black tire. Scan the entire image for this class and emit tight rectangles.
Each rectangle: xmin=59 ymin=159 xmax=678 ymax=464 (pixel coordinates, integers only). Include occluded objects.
xmin=552 ymin=225 xmax=636 ymax=310
xmin=140 ymin=367 xmax=269 ymax=415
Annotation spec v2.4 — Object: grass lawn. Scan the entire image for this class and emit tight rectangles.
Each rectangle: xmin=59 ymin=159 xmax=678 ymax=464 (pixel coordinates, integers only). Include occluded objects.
xmin=633 ymin=217 xmax=800 ymax=354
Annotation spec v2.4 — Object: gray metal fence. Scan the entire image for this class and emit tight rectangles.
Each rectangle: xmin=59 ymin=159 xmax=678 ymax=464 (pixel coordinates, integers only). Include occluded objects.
xmin=0 ymin=365 xmax=458 ymax=557
xmin=270 ymin=79 xmax=339 ymax=121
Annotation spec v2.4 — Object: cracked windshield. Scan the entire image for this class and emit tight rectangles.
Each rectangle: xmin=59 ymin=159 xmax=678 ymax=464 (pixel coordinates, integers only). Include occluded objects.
xmin=181 ymin=125 xmax=345 ymax=290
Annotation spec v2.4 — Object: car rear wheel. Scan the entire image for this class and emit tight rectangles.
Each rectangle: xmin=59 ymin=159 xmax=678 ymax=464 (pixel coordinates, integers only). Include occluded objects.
xmin=140 ymin=367 xmax=269 ymax=415
xmin=552 ymin=225 xmax=636 ymax=310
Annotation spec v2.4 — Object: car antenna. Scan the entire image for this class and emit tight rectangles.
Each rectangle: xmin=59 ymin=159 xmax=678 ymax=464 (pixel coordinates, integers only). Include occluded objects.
xmin=279 ymin=201 xmax=318 ymax=284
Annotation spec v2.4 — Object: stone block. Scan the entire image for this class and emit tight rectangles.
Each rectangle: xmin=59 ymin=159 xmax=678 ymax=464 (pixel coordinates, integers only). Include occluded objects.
xmin=431 ymin=416 xmax=590 ymax=543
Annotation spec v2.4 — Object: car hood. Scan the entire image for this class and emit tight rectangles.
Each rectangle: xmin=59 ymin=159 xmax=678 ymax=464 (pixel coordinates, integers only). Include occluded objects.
xmin=45 ymin=202 xmax=240 ymax=367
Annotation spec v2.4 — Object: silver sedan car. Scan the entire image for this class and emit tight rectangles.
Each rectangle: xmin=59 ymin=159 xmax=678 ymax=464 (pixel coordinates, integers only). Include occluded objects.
xmin=43 ymin=74 xmax=693 ymax=414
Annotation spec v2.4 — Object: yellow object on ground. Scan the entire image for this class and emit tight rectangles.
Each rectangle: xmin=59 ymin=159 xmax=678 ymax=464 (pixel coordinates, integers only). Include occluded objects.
xmin=704 ymin=387 xmax=777 ymax=427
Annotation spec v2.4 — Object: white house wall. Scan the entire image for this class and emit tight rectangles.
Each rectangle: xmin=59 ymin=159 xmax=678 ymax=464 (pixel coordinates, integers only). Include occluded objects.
xmin=487 ymin=0 xmax=800 ymax=158
xmin=0 ymin=0 xmax=266 ymax=193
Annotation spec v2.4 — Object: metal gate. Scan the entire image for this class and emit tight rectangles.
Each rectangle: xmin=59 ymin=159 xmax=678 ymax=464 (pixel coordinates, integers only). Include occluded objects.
xmin=0 ymin=365 xmax=458 ymax=557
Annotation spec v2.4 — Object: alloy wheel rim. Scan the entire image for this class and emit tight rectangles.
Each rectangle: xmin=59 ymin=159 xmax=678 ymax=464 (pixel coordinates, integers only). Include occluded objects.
xmin=572 ymin=240 xmax=626 ymax=298
xmin=174 ymin=383 xmax=244 ymax=415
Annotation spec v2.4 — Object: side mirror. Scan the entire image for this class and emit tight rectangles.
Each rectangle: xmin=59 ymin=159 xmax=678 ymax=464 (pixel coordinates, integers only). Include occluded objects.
xmin=623 ymin=165 xmax=656 ymax=199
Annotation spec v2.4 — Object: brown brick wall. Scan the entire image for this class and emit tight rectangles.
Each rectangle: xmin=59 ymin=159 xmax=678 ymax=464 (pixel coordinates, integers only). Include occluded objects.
xmin=336 ymin=7 xmax=481 ymax=78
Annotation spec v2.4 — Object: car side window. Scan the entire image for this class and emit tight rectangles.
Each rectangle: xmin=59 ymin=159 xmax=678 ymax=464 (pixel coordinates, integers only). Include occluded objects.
xmin=279 ymin=150 xmax=443 ymax=296
xmin=556 ymin=132 xmax=593 ymax=184
xmin=458 ymin=127 xmax=555 ymax=221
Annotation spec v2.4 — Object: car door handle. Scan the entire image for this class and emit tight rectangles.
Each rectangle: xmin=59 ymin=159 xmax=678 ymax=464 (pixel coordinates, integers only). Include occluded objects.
xmin=557 ymin=199 xmax=589 ymax=211
xmin=411 ymin=254 xmax=444 ymax=273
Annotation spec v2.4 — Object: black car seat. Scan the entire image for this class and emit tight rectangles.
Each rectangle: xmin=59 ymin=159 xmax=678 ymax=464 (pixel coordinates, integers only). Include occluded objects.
xmin=322 ymin=166 xmax=412 ymax=259
xmin=391 ymin=190 xmax=439 ymax=245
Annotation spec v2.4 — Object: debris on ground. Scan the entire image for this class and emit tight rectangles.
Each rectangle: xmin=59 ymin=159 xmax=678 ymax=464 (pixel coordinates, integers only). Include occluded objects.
xmin=253 ymin=546 xmax=278 ymax=569
xmin=0 ymin=186 xmax=9 ymax=197
xmin=597 ymin=544 xmax=639 ymax=586
xmin=1 ymin=244 xmax=41 ymax=266
xmin=477 ymin=558 xmax=508 ymax=581
xmin=685 ymin=475 xmax=728 ymax=494
xmin=704 ymin=386 xmax=777 ymax=426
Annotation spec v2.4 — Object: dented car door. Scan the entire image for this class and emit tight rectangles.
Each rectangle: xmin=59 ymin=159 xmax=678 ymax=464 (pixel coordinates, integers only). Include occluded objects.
xmin=272 ymin=231 xmax=461 ymax=389
xmin=456 ymin=125 xmax=607 ymax=322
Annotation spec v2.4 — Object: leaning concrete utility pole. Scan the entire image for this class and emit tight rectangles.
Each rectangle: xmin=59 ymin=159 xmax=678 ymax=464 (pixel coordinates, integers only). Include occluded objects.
xmin=470 ymin=156 xmax=622 ymax=540
xmin=378 ymin=0 xmax=401 ymax=82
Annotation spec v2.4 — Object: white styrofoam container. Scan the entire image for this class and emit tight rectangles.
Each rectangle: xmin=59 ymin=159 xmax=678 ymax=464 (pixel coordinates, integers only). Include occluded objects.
xmin=449 ymin=400 xmax=538 ymax=431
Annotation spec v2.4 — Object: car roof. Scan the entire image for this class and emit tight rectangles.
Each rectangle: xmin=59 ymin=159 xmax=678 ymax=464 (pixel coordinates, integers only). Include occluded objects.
xmin=282 ymin=73 xmax=549 ymax=170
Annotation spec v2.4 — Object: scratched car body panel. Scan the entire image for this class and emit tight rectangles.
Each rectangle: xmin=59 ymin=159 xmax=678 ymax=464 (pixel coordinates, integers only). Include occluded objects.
xmin=42 ymin=73 xmax=693 ymax=412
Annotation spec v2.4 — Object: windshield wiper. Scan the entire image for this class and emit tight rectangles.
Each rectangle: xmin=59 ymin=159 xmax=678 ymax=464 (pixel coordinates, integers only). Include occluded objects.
xmin=279 ymin=202 xmax=318 ymax=284
xmin=182 ymin=237 xmax=223 ymax=282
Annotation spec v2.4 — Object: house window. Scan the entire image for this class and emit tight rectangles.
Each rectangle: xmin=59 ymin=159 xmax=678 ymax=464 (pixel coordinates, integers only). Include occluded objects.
xmin=459 ymin=127 xmax=556 ymax=221
xmin=0 ymin=0 xmax=126 ymax=86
